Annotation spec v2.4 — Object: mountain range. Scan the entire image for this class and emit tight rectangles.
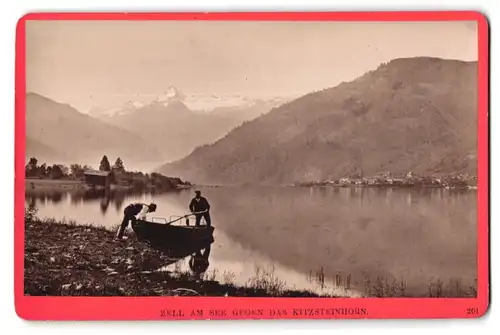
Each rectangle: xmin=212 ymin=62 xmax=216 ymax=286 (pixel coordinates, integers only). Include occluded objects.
xmin=87 ymin=85 xmax=291 ymax=118
xmin=90 ymin=88 xmax=287 ymax=162
xmin=25 ymin=92 xmax=165 ymax=169
xmin=157 ymin=57 xmax=478 ymax=185
xmin=25 ymin=89 xmax=287 ymax=169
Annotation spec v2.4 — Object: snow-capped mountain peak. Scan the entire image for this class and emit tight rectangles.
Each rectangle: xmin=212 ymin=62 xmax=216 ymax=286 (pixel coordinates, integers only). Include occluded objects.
xmin=87 ymin=100 xmax=145 ymax=118
xmin=156 ymin=85 xmax=185 ymax=106
xmin=124 ymin=100 xmax=145 ymax=109
xmin=87 ymin=88 xmax=297 ymax=119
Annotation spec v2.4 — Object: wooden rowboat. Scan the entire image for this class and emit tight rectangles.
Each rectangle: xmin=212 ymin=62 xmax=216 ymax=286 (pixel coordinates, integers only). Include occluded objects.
xmin=131 ymin=213 xmax=214 ymax=247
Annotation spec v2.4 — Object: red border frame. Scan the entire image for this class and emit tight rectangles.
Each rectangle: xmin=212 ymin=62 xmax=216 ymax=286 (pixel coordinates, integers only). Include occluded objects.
xmin=14 ymin=11 xmax=489 ymax=320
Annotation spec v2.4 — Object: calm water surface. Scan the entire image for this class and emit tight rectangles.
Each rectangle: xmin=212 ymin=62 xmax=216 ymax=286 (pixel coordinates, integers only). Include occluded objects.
xmin=25 ymin=186 xmax=477 ymax=297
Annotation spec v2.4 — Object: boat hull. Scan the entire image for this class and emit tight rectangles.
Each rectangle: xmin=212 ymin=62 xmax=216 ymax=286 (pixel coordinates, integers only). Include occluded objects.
xmin=131 ymin=219 xmax=215 ymax=247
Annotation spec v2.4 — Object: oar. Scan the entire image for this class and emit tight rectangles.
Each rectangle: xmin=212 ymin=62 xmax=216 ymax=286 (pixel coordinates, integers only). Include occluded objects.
xmin=167 ymin=210 xmax=208 ymax=225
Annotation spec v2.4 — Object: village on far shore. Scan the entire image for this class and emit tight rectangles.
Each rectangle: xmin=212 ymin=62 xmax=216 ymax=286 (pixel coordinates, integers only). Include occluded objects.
xmin=293 ymin=171 xmax=478 ymax=190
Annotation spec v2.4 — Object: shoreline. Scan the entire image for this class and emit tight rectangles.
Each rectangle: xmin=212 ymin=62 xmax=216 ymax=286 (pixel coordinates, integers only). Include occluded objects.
xmin=25 ymin=178 xmax=478 ymax=192
xmin=291 ymin=183 xmax=478 ymax=190
xmin=24 ymin=208 xmax=477 ymax=298
xmin=25 ymin=178 xmax=192 ymax=193
xmin=24 ymin=211 xmax=335 ymax=297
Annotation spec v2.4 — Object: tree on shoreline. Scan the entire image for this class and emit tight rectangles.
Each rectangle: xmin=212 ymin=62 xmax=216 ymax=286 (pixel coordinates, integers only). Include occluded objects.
xmin=112 ymin=157 xmax=125 ymax=172
xmin=25 ymin=157 xmax=38 ymax=177
xmin=50 ymin=165 xmax=64 ymax=179
xmin=70 ymin=164 xmax=85 ymax=179
xmin=99 ymin=155 xmax=111 ymax=172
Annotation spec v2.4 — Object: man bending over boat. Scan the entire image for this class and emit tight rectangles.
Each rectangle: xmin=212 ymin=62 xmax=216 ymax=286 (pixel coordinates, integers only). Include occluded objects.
xmin=189 ymin=191 xmax=211 ymax=226
xmin=115 ymin=202 xmax=157 ymax=240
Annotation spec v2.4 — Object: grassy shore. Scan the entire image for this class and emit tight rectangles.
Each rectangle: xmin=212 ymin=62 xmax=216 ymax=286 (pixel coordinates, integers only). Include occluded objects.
xmin=24 ymin=207 xmax=334 ymax=297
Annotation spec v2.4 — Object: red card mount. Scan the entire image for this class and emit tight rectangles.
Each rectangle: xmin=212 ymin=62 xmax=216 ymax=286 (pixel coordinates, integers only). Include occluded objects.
xmin=15 ymin=11 xmax=489 ymax=320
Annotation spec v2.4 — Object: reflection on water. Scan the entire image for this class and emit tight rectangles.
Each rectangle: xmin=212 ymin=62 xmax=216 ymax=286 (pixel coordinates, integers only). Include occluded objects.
xmin=27 ymin=188 xmax=137 ymax=214
xmin=156 ymin=242 xmax=212 ymax=281
xmin=151 ymin=239 xmax=212 ymax=273
xmin=189 ymin=244 xmax=211 ymax=279
xmin=25 ymin=186 xmax=477 ymax=297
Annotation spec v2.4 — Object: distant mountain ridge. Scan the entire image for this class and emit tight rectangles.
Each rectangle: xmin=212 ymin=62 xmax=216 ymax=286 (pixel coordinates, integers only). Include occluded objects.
xmin=96 ymin=91 xmax=288 ymax=163
xmin=25 ymin=90 xmax=288 ymax=170
xmin=25 ymin=93 xmax=165 ymax=169
xmin=157 ymin=57 xmax=478 ymax=185
xmin=25 ymin=136 xmax=63 ymax=162
xmin=87 ymin=86 xmax=291 ymax=119
xmin=99 ymin=100 xmax=238 ymax=162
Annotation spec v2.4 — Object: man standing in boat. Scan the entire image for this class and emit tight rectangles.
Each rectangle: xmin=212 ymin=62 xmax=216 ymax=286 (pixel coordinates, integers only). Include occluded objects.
xmin=189 ymin=190 xmax=211 ymax=226
xmin=115 ymin=202 xmax=157 ymax=240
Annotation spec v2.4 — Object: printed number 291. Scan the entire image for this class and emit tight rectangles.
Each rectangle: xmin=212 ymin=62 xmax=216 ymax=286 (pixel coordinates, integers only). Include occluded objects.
xmin=466 ymin=308 xmax=479 ymax=316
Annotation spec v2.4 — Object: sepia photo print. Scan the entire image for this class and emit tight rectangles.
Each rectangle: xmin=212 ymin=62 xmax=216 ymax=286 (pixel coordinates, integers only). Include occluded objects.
xmin=23 ymin=19 xmax=479 ymax=299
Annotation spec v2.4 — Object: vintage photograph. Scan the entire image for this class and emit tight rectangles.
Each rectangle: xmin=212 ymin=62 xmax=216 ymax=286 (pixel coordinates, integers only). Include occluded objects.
xmin=23 ymin=19 xmax=478 ymax=298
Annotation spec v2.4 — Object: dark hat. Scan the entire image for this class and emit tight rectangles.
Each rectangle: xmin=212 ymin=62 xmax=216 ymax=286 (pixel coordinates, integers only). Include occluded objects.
xmin=149 ymin=203 xmax=157 ymax=211
xmin=195 ymin=190 xmax=201 ymax=195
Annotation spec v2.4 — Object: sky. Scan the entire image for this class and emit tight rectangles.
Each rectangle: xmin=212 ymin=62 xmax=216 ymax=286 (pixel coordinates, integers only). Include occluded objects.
xmin=26 ymin=20 xmax=478 ymax=111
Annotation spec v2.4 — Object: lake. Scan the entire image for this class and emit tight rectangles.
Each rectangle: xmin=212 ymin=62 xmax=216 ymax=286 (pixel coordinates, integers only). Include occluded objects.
xmin=25 ymin=185 xmax=478 ymax=297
